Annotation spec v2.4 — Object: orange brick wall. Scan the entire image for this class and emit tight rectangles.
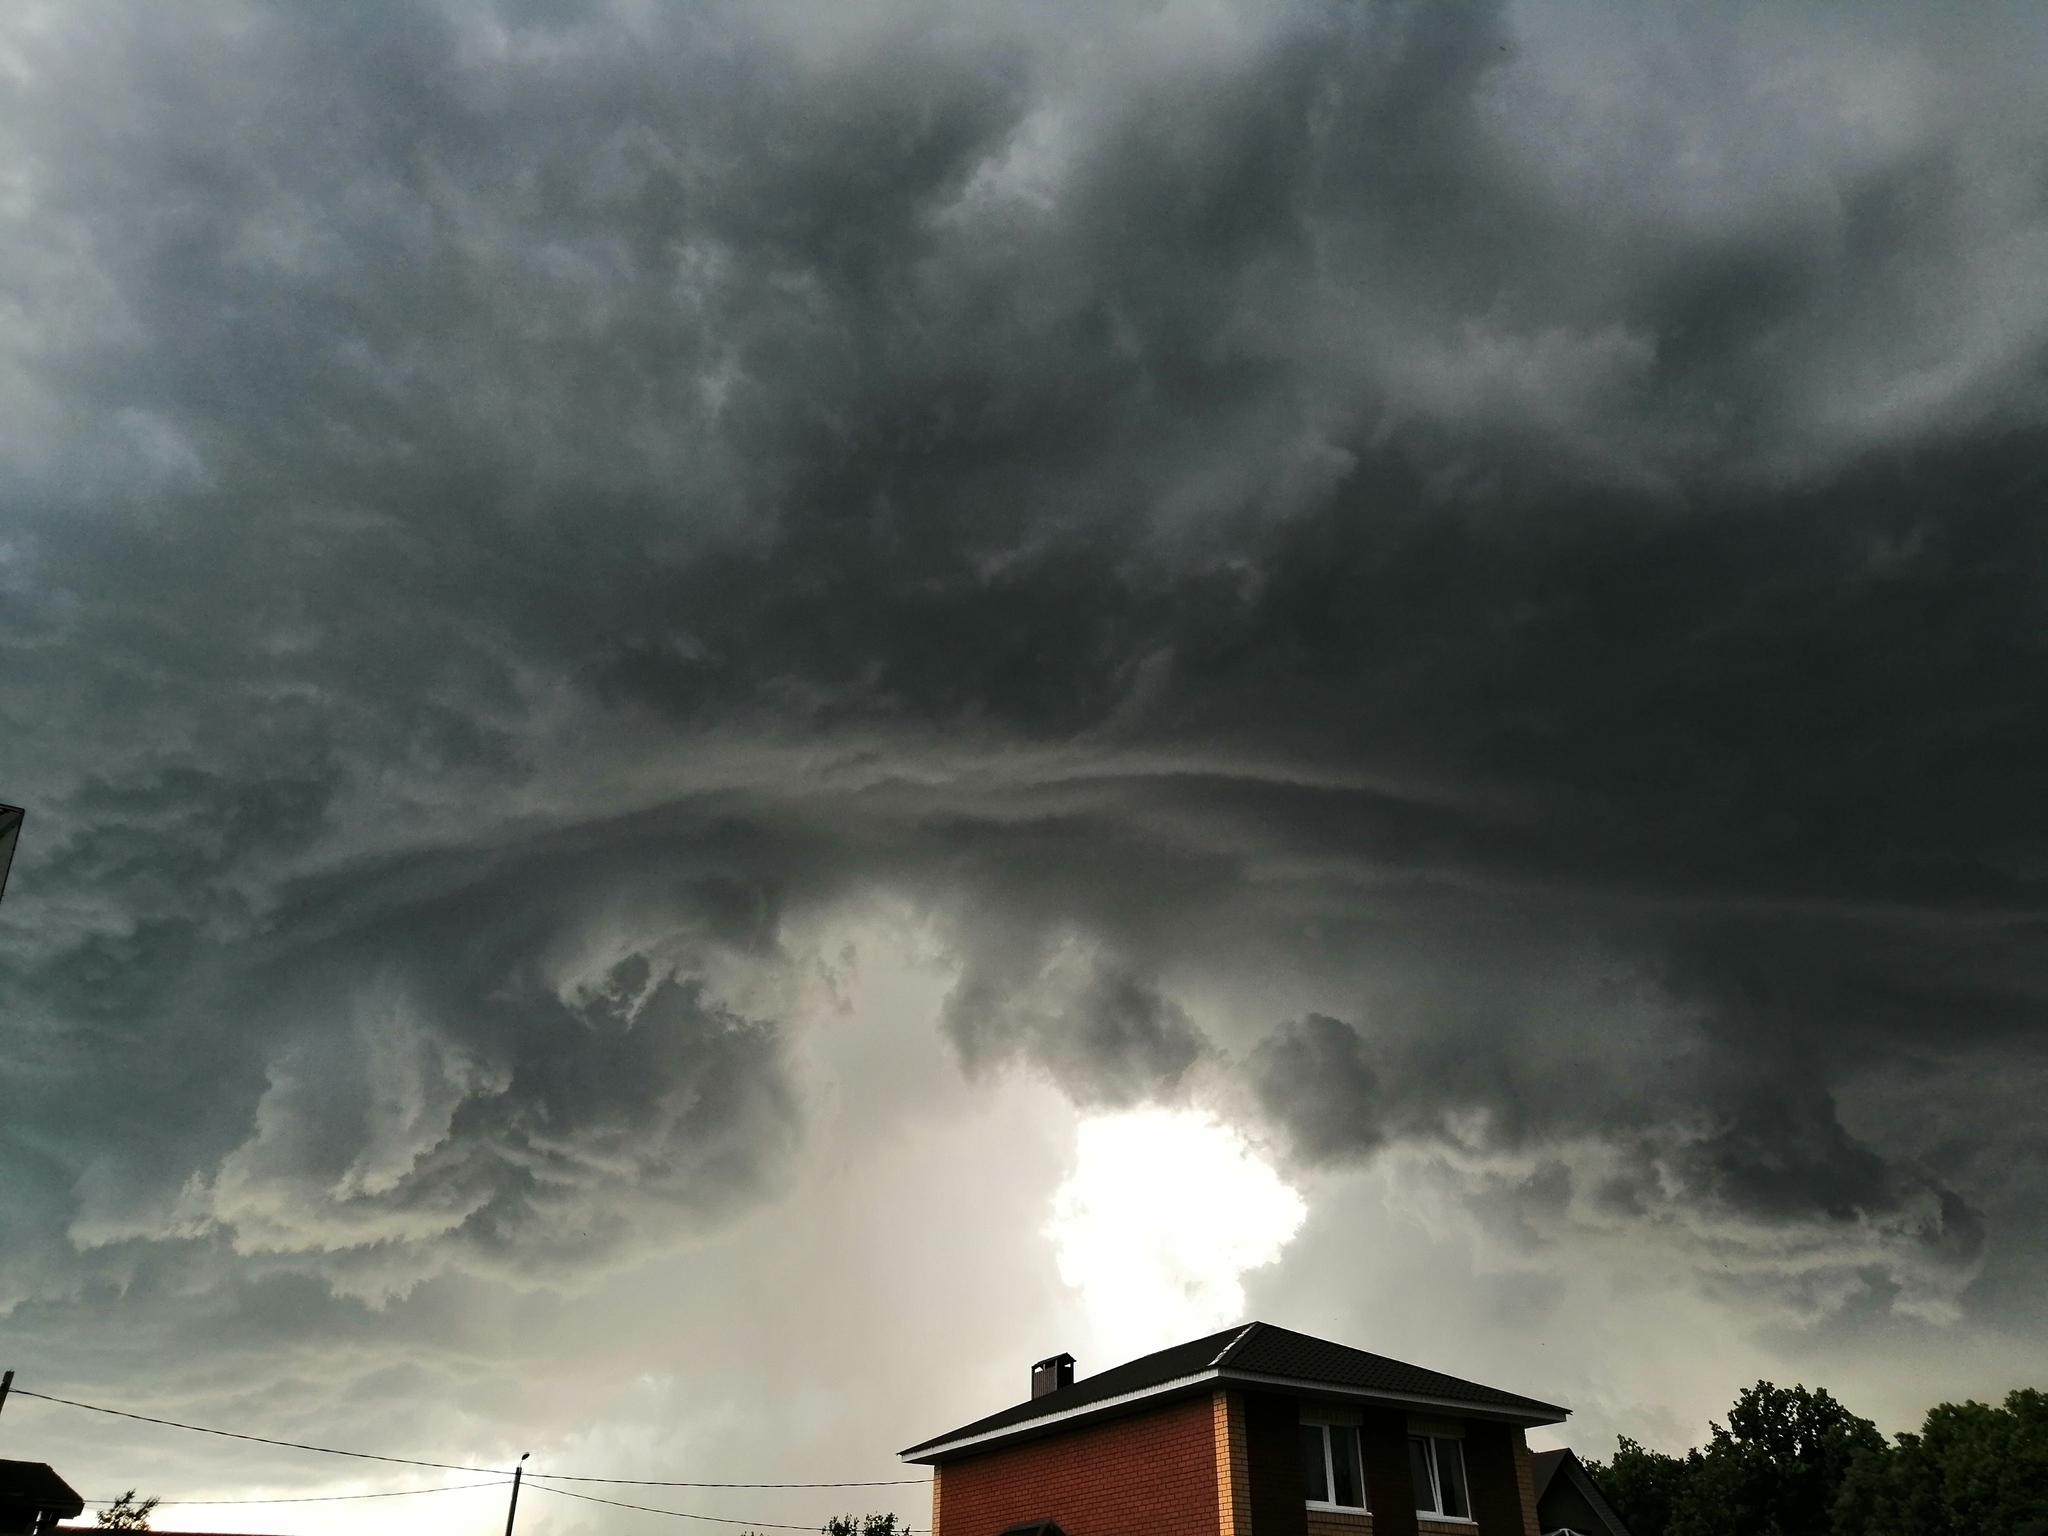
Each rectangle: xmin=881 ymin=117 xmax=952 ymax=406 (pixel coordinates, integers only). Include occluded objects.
xmin=1243 ymin=1391 xmax=1309 ymax=1536
xmin=1464 ymin=1421 xmax=1532 ymax=1536
xmin=1214 ymin=1390 xmax=1251 ymax=1536
xmin=1307 ymin=1511 xmax=1375 ymax=1536
xmin=1510 ymin=1431 xmax=1539 ymax=1536
xmin=933 ymin=1396 xmax=1223 ymax=1536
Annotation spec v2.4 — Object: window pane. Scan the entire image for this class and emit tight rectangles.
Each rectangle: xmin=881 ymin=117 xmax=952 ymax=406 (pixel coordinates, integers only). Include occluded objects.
xmin=1330 ymin=1426 xmax=1364 ymax=1509
xmin=1434 ymin=1439 xmax=1469 ymax=1520
xmin=1409 ymin=1436 xmax=1438 ymax=1514
xmin=1300 ymin=1424 xmax=1330 ymax=1504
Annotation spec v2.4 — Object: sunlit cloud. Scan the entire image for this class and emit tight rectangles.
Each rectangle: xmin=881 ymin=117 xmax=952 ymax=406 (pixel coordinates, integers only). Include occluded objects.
xmin=1046 ymin=1107 xmax=1307 ymax=1359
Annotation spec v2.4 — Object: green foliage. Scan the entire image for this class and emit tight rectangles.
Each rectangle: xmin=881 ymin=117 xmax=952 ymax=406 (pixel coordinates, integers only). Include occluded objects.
xmin=823 ymin=1515 xmax=910 ymax=1536
xmin=1585 ymin=1437 xmax=1696 ymax=1536
xmin=1671 ymin=1381 xmax=1884 ymax=1536
xmin=1587 ymin=1382 xmax=1881 ymax=1536
xmin=96 ymin=1492 xmax=160 ymax=1531
xmin=1835 ymin=1388 xmax=2048 ymax=1536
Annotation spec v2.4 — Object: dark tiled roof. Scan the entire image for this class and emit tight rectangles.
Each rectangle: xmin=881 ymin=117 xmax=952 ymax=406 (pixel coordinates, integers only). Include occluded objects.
xmin=1528 ymin=1447 xmax=1632 ymax=1536
xmin=902 ymin=1326 xmax=1248 ymax=1457
xmin=901 ymin=1321 xmax=1567 ymax=1459
xmin=0 ymin=1460 xmax=84 ymax=1518
xmin=1530 ymin=1447 xmax=1569 ymax=1500
xmin=1222 ymin=1323 xmax=1563 ymax=1414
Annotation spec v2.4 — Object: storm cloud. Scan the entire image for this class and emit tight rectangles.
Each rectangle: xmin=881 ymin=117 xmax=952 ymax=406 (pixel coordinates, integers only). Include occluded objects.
xmin=3 ymin=0 xmax=2048 ymax=1513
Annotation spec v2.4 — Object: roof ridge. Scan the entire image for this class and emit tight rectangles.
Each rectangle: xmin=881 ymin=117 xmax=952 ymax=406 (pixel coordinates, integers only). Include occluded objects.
xmin=1209 ymin=1319 xmax=1262 ymax=1367
xmin=1567 ymin=1449 xmax=1631 ymax=1536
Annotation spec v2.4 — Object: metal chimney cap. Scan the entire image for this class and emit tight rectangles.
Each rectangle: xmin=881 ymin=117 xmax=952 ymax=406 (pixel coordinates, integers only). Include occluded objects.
xmin=1030 ymin=1353 xmax=1076 ymax=1398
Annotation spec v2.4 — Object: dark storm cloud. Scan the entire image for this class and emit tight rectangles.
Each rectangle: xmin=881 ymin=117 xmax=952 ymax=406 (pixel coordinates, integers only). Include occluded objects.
xmin=941 ymin=931 xmax=1208 ymax=1106
xmin=3 ymin=798 xmax=810 ymax=1310
xmin=611 ymin=431 xmax=2045 ymax=1286
xmin=4 ymin=0 xmax=2048 ymax=1345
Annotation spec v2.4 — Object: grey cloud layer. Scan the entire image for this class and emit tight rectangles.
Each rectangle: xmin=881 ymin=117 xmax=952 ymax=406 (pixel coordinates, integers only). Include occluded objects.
xmin=4 ymin=0 xmax=2048 ymax=1360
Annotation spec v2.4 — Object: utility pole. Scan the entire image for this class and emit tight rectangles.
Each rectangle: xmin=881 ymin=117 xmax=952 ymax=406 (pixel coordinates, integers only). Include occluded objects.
xmin=0 ymin=1369 xmax=13 ymax=1421
xmin=504 ymin=1452 xmax=529 ymax=1536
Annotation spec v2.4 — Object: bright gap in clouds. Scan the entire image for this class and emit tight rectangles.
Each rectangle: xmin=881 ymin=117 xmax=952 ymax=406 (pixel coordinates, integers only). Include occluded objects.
xmin=1046 ymin=1107 xmax=1307 ymax=1360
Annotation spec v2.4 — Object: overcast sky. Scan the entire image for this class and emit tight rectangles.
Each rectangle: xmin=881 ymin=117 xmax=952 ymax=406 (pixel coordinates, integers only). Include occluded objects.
xmin=4 ymin=1 xmax=2048 ymax=1532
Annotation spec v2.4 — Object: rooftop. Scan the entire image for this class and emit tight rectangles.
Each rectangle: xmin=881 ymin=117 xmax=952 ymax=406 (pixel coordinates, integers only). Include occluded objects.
xmin=1529 ymin=1447 xmax=1632 ymax=1536
xmin=0 ymin=1460 xmax=84 ymax=1520
xmin=900 ymin=1320 xmax=1568 ymax=1463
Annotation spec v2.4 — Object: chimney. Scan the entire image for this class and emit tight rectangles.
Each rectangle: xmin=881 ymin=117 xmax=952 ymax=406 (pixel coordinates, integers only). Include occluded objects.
xmin=1031 ymin=1353 xmax=1076 ymax=1399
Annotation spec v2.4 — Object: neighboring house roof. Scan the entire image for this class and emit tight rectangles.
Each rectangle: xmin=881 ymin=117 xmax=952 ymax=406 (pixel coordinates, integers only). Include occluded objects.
xmin=900 ymin=1320 xmax=1568 ymax=1463
xmin=1529 ymin=1448 xmax=1631 ymax=1536
xmin=1530 ymin=1449 xmax=1569 ymax=1500
xmin=0 ymin=1461 xmax=84 ymax=1520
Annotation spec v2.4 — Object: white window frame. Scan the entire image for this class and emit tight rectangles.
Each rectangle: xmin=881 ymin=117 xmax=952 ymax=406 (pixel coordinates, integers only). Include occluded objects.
xmin=1411 ymin=1435 xmax=1475 ymax=1524
xmin=1301 ymin=1420 xmax=1369 ymax=1514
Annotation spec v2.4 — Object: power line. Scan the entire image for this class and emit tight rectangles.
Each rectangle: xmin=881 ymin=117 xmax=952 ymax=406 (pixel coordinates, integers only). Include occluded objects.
xmin=12 ymin=1390 xmax=494 ymax=1475
xmin=528 ymin=1484 xmax=924 ymax=1533
xmin=528 ymin=1485 xmax=818 ymax=1530
xmin=13 ymin=1386 xmax=928 ymax=1490
xmin=83 ymin=1480 xmax=514 ymax=1506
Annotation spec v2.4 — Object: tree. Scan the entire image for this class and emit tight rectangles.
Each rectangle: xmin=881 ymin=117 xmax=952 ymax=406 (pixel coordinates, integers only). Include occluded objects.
xmin=96 ymin=1492 xmax=160 ymax=1531
xmin=1668 ymin=1381 xmax=1883 ymax=1536
xmin=1587 ymin=1382 xmax=1882 ymax=1536
xmin=1835 ymin=1388 xmax=2048 ymax=1536
xmin=1585 ymin=1437 xmax=1697 ymax=1536
xmin=823 ymin=1515 xmax=910 ymax=1536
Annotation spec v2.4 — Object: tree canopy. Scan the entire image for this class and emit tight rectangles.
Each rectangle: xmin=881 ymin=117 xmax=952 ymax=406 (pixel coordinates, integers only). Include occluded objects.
xmin=1588 ymin=1382 xmax=2048 ymax=1536
xmin=1837 ymin=1389 xmax=2048 ymax=1536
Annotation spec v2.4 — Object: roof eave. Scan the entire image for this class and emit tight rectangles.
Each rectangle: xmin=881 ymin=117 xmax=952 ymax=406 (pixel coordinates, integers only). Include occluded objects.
xmin=900 ymin=1368 xmax=1567 ymax=1463
xmin=1217 ymin=1367 xmax=1569 ymax=1429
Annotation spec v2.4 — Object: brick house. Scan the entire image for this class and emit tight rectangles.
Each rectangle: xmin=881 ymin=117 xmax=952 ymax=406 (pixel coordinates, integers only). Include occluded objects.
xmin=900 ymin=1322 xmax=1568 ymax=1536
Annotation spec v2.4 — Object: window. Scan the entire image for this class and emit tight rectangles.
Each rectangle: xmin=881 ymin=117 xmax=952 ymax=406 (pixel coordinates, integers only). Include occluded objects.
xmin=1409 ymin=1436 xmax=1471 ymax=1520
xmin=1300 ymin=1421 xmax=1367 ymax=1511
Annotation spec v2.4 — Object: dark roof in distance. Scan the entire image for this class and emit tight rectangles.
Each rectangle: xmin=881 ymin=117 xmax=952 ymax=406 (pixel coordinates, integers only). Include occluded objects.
xmin=1529 ymin=1448 xmax=1632 ymax=1536
xmin=901 ymin=1321 xmax=1567 ymax=1461
xmin=0 ymin=804 xmax=23 ymax=908
xmin=0 ymin=1461 xmax=84 ymax=1519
